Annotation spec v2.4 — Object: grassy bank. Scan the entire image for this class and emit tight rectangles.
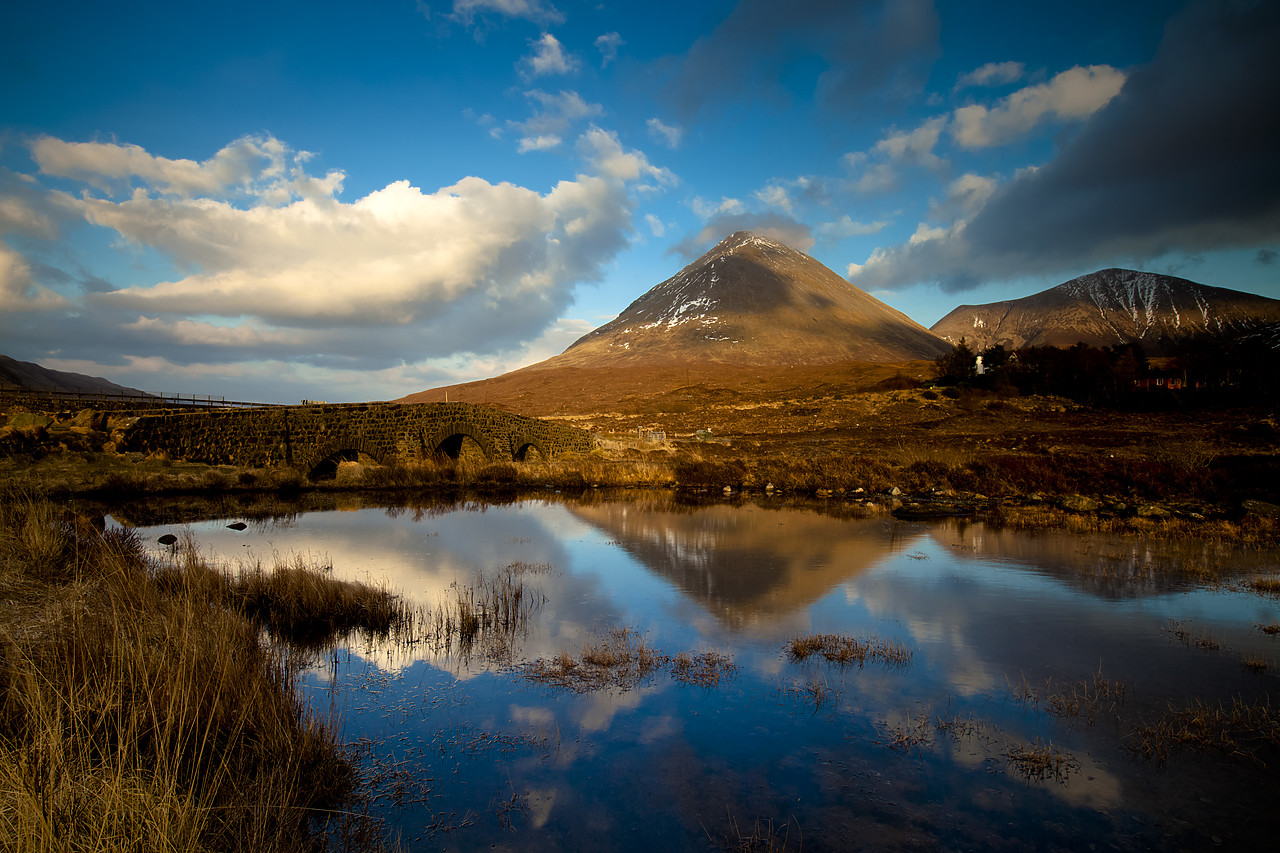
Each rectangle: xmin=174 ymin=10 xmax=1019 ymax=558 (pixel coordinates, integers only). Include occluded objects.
xmin=0 ymin=495 xmax=397 ymax=851
xmin=6 ymin=443 xmax=1277 ymax=507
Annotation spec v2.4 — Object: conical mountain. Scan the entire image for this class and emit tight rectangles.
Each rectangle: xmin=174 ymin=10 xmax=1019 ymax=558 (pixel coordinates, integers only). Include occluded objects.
xmin=546 ymin=231 xmax=951 ymax=367
xmin=931 ymin=268 xmax=1280 ymax=354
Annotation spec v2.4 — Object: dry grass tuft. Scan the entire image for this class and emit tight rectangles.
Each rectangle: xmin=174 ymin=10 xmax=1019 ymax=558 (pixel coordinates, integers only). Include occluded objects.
xmin=785 ymin=633 xmax=913 ymax=669
xmin=880 ymin=712 xmax=935 ymax=753
xmin=671 ymin=650 xmax=738 ymax=688
xmin=523 ymin=628 xmax=735 ymax=693
xmin=1251 ymin=575 xmax=1280 ymax=596
xmin=1008 ymin=670 xmax=1128 ymax=725
xmin=1004 ymin=739 xmax=1079 ymax=783
xmin=1130 ymin=697 xmax=1280 ymax=764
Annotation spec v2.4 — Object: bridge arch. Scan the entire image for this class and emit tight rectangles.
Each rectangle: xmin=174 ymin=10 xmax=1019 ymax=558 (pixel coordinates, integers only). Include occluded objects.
xmin=298 ymin=438 xmax=386 ymax=480
xmin=511 ymin=435 xmax=549 ymax=462
xmin=423 ymin=423 xmax=498 ymax=462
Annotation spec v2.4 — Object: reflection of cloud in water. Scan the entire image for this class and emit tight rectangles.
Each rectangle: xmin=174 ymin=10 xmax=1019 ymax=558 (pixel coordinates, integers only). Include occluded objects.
xmin=514 ymin=786 xmax=559 ymax=830
xmin=172 ymin=504 xmax=633 ymax=676
xmin=577 ymin=684 xmax=663 ymax=733
xmin=638 ymin=714 xmax=682 ymax=745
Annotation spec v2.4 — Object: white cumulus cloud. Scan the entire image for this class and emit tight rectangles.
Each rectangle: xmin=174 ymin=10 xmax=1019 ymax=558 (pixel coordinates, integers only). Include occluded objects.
xmin=595 ymin=31 xmax=623 ymax=67
xmin=519 ymin=33 xmax=578 ymax=79
xmin=1 ymin=131 xmax=669 ymax=387
xmin=445 ymin=0 xmax=564 ymax=27
xmin=0 ymin=242 xmax=70 ymax=312
xmin=951 ymin=64 xmax=1126 ymax=148
xmin=645 ymin=118 xmax=683 ymax=149
xmin=954 ymin=61 xmax=1024 ymax=91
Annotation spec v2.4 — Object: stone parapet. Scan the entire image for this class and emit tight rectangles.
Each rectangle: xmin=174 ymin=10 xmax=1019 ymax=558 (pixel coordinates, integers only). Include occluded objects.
xmin=119 ymin=401 xmax=595 ymax=470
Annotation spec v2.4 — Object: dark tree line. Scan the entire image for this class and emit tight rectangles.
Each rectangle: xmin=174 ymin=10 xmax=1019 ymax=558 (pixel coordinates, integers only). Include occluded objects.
xmin=933 ymin=331 xmax=1280 ymax=407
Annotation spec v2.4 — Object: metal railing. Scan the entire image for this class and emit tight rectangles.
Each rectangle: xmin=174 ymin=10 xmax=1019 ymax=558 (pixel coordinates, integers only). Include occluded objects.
xmin=0 ymin=386 xmax=278 ymax=410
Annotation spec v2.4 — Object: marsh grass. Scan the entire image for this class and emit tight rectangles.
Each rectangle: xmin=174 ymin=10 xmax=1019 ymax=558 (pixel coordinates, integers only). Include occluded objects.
xmin=671 ymin=650 xmax=738 ymax=688
xmin=523 ymin=628 xmax=735 ymax=693
xmin=1251 ymin=575 xmax=1280 ymax=596
xmin=880 ymin=712 xmax=935 ymax=754
xmin=423 ymin=563 xmax=547 ymax=664
xmin=1008 ymin=670 xmax=1128 ymax=724
xmin=983 ymin=504 xmax=1279 ymax=551
xmin=704 ymin=812 xmax=802 ymax=853
xmin=934 ymin=711 xmax=994 ymax=743
xmin=0 ymin=493 xmax=393 ymax=851
xmin=1008 ymin=666 xmax=1131 ymax=722
xmin=1130 ymin=697 xmax=1280 ymax=764
xmin=1164 ymin=620 xmax=1221 ymax=651
xmin=785 ymin=633 xmax=914 ymax=669
xmin=1004 ymin=739 xmax=1079 ymax=783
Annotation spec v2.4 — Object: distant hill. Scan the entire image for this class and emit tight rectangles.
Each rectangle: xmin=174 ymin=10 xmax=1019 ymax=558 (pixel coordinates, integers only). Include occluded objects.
xmin=931 ymin=268 xmax=1280 ymax=354
xmin=0 ymin=354 xmax=151 ymax=397
xmin=548 ymin=231 xmax=952 ymax=367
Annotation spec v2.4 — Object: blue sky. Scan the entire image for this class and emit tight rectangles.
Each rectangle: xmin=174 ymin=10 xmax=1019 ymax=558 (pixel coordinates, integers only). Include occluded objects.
xmin=2 ymin=0 xmax=1277 ymax=402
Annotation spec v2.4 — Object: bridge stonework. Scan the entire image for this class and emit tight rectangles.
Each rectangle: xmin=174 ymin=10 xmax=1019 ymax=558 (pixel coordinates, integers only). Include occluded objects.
xmin=119 ymin=402 xmax=596 ymax=472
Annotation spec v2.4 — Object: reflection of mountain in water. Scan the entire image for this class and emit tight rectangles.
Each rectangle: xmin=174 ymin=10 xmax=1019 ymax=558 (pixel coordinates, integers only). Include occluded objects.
xmin=929 ymin=521 xmax=1271 ymax=598
xmin=567 ymin=501 xmax=918 ymax=629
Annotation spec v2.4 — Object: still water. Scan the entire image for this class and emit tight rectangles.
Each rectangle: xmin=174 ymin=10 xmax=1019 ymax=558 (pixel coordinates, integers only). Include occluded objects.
xmin=128 ymin=493 xmax=1279 ymax=851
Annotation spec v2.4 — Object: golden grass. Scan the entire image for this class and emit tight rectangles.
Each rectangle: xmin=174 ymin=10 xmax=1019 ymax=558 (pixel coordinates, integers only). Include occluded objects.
xmin=785 ymin=633 xmax=914 ymax=669
xmin=0 ymin=493 xmax=390 ymax=851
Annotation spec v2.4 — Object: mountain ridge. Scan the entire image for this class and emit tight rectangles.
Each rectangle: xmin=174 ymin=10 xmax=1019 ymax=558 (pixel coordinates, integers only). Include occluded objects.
xmin=0 ymin=354 xmax=151 ymax=398
xmin=931 ymin=268 xmax=1280 ymax=354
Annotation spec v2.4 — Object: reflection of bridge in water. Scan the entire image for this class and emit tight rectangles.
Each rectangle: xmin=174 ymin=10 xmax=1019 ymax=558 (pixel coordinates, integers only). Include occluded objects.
xmin=120 ymin=401 xmax=596 ymax=477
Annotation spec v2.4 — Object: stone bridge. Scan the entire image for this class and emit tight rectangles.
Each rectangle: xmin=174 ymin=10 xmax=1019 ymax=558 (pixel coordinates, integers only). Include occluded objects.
xmin=119 ymin=401 xmax=596 ymax=476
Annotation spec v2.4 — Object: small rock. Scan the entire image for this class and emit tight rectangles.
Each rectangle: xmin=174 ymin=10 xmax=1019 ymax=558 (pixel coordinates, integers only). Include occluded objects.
xmin=888 ymin=486 xmax=902 ymax=496
xmin=1060 ymin=495 xmax=1099 ymax=513
xmin=722 ymin=485 xmax=733 ymax=494
xmin=9 ymin=412 xmax=53 ymax=432
xmin=226 ymin=521 xmax=248 ymax=531
xmin=1243 ymin=499 xmax=1280 ymax=519
xmin=157 ymin=533 xmax=178 ymax=546
xmin=1136 ymin=504 xmax=1170 ymax=518
xmin=765 ymin=482 xmax=775 ymax=491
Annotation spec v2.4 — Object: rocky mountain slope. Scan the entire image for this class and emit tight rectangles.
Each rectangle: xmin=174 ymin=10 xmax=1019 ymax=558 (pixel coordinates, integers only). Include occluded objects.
xmin=0 ymin=354 xmax=150 ymax=397
xmin=931 ymin=268 xmax=1280 ymax=354
xmin=547 ymin=231 xmax=951 ymax=367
